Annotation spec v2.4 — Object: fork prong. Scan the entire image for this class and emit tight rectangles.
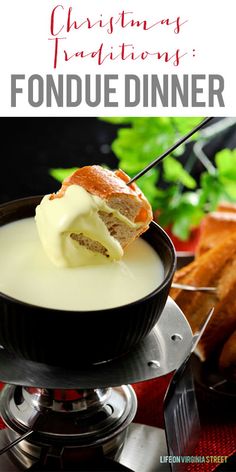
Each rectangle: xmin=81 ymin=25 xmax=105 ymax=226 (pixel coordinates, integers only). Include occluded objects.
xmin=171 ymin=282 xmax=216 ymax=293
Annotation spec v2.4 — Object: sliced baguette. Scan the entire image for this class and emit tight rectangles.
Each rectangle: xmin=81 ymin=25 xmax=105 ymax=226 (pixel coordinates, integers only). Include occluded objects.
xmin=170 ymin=233 xmax=236 ymax=359
xmin=196 ymin=212 xmax=236 ymax=257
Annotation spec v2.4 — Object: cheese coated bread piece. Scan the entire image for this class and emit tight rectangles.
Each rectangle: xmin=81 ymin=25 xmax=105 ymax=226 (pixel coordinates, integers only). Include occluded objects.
xmin=50 ymin=166 xmax=153 ymax=254
xmin=51 ymin=166 xmax=152 ymax=225
xmin=36 ymin=166 xmax=153 ymax=267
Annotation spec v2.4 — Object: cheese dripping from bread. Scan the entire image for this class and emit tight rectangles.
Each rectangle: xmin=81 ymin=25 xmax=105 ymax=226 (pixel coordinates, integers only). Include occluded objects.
xmin=35 ymin=166 xmax=153 ymax=267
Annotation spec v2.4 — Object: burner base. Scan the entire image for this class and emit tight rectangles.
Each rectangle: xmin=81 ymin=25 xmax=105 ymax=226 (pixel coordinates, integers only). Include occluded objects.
xmin=0 ymin=424 xmax=169 ymax=472
xmin=0 ymin=384 xmax=137 ymax=470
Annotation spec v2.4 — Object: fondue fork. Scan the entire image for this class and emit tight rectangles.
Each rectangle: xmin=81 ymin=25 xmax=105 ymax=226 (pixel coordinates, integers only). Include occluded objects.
xmin=0 ymin=429 xmax=34 ymax=456
xmin=127 ymin=117 xmax=213 ymax=185
xmin=0 ymin=415 xmax=41 ymax=456
xmin=171 ymin=282 xmax=216 ymax=293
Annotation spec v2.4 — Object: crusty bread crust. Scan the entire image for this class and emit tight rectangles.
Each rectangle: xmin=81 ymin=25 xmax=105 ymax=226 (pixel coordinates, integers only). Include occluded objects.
xmin=52 ymin=166 xmax=139 ymax=199
xmin=196 ymin=211 xmax=236 ymax=256
xmin=217 ymin=202 xmax=236 ymax=213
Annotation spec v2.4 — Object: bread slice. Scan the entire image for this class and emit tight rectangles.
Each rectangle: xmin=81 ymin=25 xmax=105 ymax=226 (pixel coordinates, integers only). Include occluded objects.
xmin=196 ymin=212 xmax=236 ymax=257
xmin=217 ymin=202 xmax=236 ymax=213
xmin=50 ymin=166 xmax=153 ymax=258
xmin=170 ymin=233 xmax=236 ymax=359
xmin=196 ymin=203 xmax=236 ymax=257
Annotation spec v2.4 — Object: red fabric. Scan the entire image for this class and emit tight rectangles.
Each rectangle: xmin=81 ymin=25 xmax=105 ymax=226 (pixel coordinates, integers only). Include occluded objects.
xmin=133 ymin=374 xmax=171 ymax=429
xmin=0 ymin=379 xmax=235 ymax=471
xmin=165 ymin=226 xmax=201 ymax=253
xmin=133 ymin=378 xmax=236 ymax=472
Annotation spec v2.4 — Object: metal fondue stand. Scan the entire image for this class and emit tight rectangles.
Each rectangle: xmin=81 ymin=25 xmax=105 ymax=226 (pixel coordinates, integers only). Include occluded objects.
xmin=0 ymin=298 xmax=193 ymax=471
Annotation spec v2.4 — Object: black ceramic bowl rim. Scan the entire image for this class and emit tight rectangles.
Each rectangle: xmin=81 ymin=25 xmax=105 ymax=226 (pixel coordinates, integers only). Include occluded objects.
xmin=0 ymin=196 xmax=176 ymax=315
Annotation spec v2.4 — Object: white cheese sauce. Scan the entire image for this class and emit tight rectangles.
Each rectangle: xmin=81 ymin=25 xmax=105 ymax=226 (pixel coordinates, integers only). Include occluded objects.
xmin=35 ymin=185 xmax=140 ymax=267
xmin=0 ymin=217 xmax=164 ymax=311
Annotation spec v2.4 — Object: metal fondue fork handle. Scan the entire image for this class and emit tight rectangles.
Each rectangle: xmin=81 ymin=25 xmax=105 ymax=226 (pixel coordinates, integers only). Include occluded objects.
xmin=0 ymin=429 xmax=34 ymax=456
xmin=171 ymin=282 xmax=217 ymax=293
xmin=0 ymin=415 xmax=41 ymax=456
xmin=127 ymin=117 xmax=213 ymax=185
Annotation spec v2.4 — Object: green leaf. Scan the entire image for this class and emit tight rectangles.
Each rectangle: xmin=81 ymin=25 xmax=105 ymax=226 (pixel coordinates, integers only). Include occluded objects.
xmin=163 ymin=156 xmax=197 ymax=189
xmin=215 ymin=149 xmax=236 ymax=201
xmin=136 ymin=170 xmax=160 ymax=210
xmin=171 ymin=216 xmax=191 ymax=240
xmin=220 ymin=178 xmax=236 ymax=199
xmin=157 ymin=187 xmax=204 ymax=239
xmin=180 ymin=191 xmax=200 ymax=206
xmin=99 ymin=117 xmax=133 ymax=125
xmin=50 ymin=168 xmax=78 ymax=183
xmin=171 ymin=117 xmax=203 ymax=137
xmin=169 ymin=200 xmax=203 ymax=240
xmin=199 ymin=172 xmax=224 ymax=210
xmin=215 ymin=149 xmax=236 ymax=180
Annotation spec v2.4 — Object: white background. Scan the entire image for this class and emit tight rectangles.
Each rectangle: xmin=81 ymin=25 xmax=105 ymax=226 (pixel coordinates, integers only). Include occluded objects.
xmin=0 ymin=0 xmax=235 ymax=116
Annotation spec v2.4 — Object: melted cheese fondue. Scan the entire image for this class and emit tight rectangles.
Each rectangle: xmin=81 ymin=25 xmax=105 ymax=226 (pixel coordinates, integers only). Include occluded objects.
xmin=35 ymin=185 xmax=141 ymax=267
xmin=0 ymin=217 xmax=164 ymax=311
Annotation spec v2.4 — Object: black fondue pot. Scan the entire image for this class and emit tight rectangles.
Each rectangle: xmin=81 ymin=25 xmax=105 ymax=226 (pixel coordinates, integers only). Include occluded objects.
xmin=0 ymin=196 xmax=176 ymax=366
